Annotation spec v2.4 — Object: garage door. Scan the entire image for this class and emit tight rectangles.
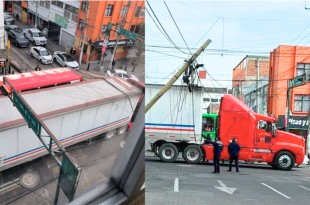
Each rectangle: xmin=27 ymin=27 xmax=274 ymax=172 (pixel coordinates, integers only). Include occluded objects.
xmin=60 ymin=30 xmax=74 ymax=49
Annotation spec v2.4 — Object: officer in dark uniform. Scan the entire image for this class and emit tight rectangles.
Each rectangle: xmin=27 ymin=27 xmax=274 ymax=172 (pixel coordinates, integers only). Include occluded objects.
xmin=205 ymin=137 xmax=223 ymax=174
xmin=228 ymin=138 xmax=241 ymax=172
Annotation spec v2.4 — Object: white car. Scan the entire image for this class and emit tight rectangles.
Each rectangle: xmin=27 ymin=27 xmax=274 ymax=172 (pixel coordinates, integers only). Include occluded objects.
xmin=53 ymin=51 xmax=79 ymax=70
xmin=106 ymin=69 xmax=139 ymax=81
xmin=23 ymin=28 xmax=47 ymax=46
xmin=30 ymin=46 xmax=53 ymax=64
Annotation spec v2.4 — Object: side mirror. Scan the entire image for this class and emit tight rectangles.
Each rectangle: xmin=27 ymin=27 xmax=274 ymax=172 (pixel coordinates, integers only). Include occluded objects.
xmin=271 ymin=124 xmax=276 ymax=137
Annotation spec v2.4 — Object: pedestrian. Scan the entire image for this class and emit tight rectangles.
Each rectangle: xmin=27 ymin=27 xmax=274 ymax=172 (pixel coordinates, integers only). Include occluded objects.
xmin=228 ymin=138 xmax=241 ymax=172
xmin=205 ymin=137 xmax=223 ymax=174
xmin=70 ymin=47 xmax=76 ymax=56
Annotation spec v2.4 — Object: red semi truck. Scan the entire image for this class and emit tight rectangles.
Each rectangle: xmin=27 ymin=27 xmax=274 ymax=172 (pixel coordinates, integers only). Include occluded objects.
xmin=202 ymin=94 xmax=305 ymax=170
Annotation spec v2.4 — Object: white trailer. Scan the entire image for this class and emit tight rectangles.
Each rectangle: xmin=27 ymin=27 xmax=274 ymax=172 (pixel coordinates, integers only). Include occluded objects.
xmin=145 ymin=84 xmax=204 ymax=163
xmin=0 ymin=77 xmax=142 ymax=171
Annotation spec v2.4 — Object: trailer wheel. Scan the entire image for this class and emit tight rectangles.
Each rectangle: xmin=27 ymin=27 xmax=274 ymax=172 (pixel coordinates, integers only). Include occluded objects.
xmin=105 ymin=130 xmax=116 ymax=139
xmin=158 ymin=143 xmax=178 ymax=162
xmin=117 ymin=126 xmax=128 ymax=134
xmin=19 ymin=171 xmax=40 ymax=188
xmin=182 ymin=145 xmax=203 ymax=164
xmin=275 ymin=151 xmax=295 ymax=170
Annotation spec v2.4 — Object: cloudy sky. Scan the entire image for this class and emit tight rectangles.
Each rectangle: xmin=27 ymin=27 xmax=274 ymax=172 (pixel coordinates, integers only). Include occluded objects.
xmin=145 ymin=0 xmax=310 ymax=88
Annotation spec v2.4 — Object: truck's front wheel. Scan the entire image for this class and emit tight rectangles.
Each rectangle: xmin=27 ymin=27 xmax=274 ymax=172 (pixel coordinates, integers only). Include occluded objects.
xmin=158 ymin=143 xmax=178 ymax=163
xmin=182 ymin=145 xmax=203 ymax=164
xmin=275 ymin=151 xmax=295 ymax=170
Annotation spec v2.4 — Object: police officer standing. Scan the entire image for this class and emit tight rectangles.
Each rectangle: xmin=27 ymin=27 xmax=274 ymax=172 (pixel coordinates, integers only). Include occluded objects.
xmin=228 ymin=138 xmax=241 ymax=172
xmin=205 ymin=137 xmax=223 ymax=174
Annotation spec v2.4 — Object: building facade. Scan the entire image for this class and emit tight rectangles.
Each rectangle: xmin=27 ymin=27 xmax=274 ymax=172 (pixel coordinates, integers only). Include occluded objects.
xmin=243 ymin=78 xmax=268 ymax=115
xmin=232 ymin=55 xmax=270 ymax=103
xmin=75 ymin=0 xmax=145 ymax=63
xmin=268 ymin=45 xmax=310 ymax=136
xmin=202 ymin=87 xmax=231 ymax=113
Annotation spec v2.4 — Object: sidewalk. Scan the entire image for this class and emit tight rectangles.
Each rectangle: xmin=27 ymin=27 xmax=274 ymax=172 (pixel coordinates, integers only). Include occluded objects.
xmin=12 ymin=17 xmax=145 ymax=81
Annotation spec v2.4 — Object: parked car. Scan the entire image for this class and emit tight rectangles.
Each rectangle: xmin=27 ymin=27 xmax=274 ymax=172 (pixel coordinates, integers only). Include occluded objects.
xmin=30 ymin=46 xmax=52 ymax=64
xmin=4 ymin=22 xmax=20 ymax=31
xmin=106 ymin=69 xmax=139 ymax=81
xmin=23 ymin=28 xmax=47 ymax=46
xmin=7 ymin=29 xmax=29 ymax=48
xmin=53 ymin=51 xmax=79 ymax=70
xmin=4 ymin=12 xmax=14 ymax=24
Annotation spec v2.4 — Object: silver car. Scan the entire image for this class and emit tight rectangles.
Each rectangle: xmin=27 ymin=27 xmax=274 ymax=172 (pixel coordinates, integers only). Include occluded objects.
xmin=30 ymin=46 xmax=53 ymax=64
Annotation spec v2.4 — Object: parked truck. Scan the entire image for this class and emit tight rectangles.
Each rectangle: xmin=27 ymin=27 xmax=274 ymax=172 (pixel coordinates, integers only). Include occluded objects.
xmin=0 ymin=73 xmax=143 ymax=172
xmin=145 ymin=84 xmax=305 ymax=170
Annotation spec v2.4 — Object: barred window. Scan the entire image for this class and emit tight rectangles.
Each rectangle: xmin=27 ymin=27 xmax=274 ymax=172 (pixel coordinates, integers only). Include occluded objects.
xmin=140 ymin=7 xmax=145 ymax=17
xmin=105 ymin=4 xmax=114 ymax=16
xmin=134 ymin=6 xmax=141 ymax=17
xmin=120 ymin=5 xmax=128 ymax=17
xmin=78 ymin=19 xmax=84 ymax=30
xmin=296 ymin=63 xmax=310 ymax=76
xmin=81 ymin=1 xmax=87 ymax=11
xmin=294 ymin=95 xmax=310 ymax=112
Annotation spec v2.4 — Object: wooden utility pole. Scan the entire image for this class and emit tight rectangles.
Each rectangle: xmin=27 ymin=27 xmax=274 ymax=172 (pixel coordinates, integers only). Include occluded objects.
xmin=145 ymin=39 xmax=212 ymax=113
xmin=108 ymin=0 xmax=131 ymax=70
xmin=79 ymin=1 xmax=90 ymax=65
xmin=256 ymin=58 xmax=260 ymax=113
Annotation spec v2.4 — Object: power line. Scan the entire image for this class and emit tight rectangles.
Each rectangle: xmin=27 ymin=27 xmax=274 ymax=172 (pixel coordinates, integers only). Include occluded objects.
xmin=163 ymin=0 xmax=192 ymax=55
xmin=146 ymin=1 xmax=189 ymax=55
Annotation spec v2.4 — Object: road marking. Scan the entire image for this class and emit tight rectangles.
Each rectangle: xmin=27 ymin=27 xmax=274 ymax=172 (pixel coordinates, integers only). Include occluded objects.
xmin=298 ymin=185 xmax=310 ymax=192
xmin=261 ymin=183 xmax=291 ymax=199
xmin=174 ymin=178 xmax=179 ymax=192
xmin=215 ymin=180 xmax=237 ymax=195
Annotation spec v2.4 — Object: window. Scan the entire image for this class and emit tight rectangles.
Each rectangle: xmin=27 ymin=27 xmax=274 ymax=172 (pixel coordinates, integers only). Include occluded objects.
xmin=120 ymin=5 xmax=128 ymax=17
xmin=40 ymin=1 xmax=45 ymax=7
xmin=211 ymin=98 xmax=218 ymax=103
xmin=294 ymin=95 xmax=310 ymax=112
xmin=134 ymin=6 xmax=141 ymax=17
xmin=130 ymin=25 xmax=135 ymax=32
xmin=81 ymin=1 xmax=88 ymax=11
xmin=140 ymin=7 xmax=145 ymax=17
xmin=296 ymin=63 xmax=310 ymax=76
xmin=45 ymin=1 xmax=50 ymax=9
xmin=64 ymin=10 xmax=70 ymax=19
xmin=78 ymin=19 xmax=84 ymax=30
xmin=105 ymin=4 xmax=114 ymax=16
xmin=51 ymin=1 xmax=63 ymax=8
xmin=101 ymin=25 xmax=108 ymax=34
xmin=203 ymin=98 xmax=210 ymax=102
xmin=71 ymin=14 xmax=78 ymax=22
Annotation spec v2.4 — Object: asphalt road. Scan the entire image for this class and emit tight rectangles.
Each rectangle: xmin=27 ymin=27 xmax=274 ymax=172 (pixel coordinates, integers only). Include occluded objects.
xmin=0 ymin=132 xmax=127 ymax=205
xmin=146 ymin=155 xmax=310 ymax=205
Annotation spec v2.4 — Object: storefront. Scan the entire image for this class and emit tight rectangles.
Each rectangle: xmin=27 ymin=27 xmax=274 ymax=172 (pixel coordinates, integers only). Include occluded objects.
xmin=92 ymin=39 xmax=135 ymax=61
xmin=277 ymin=115 xmax=309 ymax=138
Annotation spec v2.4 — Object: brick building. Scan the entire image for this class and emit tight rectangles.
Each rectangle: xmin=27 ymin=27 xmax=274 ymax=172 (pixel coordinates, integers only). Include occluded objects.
xmin=75 ymin=0 xmax=145 ymax=64
xmin=232 ymin=55 xmax=270 ymax=113
xmin=268 ymin=45 xmax=310 ymax=136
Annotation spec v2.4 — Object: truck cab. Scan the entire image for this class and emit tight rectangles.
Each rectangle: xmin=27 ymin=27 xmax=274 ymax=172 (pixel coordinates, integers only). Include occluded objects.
xmin=201 ymin=94 xmax=305 ymax=170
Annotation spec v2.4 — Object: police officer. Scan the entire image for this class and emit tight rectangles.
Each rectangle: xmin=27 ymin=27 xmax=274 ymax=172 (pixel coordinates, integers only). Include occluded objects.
xmin=205 ymin=137 xmax=223 ymax=174
xmin=228 ymin=138 xmax=241 ymax=172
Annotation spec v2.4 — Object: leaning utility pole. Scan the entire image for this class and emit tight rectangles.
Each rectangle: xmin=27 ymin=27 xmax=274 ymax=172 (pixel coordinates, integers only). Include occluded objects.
xmin=145 ymin=39 xmax=212 ymax=113
xmin=255 ymin=58 xmax=260 ymax=113
xmin=79 ymin=1 xmax=90 ymax=65
xmin=108 ymin=0 xmax=131 ymax=70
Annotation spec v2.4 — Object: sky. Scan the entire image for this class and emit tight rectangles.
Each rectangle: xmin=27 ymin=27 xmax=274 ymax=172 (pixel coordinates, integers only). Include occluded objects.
xmin=145 ymin=0 xmax=310 ymax=88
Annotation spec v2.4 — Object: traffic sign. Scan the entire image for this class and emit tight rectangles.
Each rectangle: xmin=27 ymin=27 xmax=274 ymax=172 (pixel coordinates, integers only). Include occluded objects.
xmin=13 ymin=92 xmax=41 ymax=135
xmin=288 ymin=73 xmax=306 ymax=88
xmin=119 ymin=28 xmax=137 ymax=41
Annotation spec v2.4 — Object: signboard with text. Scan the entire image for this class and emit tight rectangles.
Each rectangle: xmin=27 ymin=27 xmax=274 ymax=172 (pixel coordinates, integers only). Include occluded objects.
xmin=54 ymin=13 xmax=69 ymax=29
